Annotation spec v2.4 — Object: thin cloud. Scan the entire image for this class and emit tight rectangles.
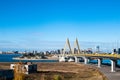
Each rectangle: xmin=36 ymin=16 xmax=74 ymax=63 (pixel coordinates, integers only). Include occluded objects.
xmin=0 ymin=40 xmax=13 ymax=43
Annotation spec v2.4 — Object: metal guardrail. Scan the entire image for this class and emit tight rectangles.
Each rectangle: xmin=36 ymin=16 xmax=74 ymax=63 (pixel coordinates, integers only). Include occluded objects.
xmin=63 ymin=53 xmax=120 ymax=59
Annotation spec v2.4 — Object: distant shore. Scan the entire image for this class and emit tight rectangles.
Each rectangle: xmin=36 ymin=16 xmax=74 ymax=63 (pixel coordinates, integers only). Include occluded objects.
xmin=12 ymin=57 xmax=59 ymax=60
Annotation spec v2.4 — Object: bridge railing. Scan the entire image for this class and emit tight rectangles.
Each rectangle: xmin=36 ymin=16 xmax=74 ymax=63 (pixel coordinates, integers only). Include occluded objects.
xmin=69 ymin=53 xmax=120 ymax=58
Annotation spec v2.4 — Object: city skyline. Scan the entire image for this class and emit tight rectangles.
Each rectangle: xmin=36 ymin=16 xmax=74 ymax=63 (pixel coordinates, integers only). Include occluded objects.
xmin=0 ymin=0 xmax=120 ymax=50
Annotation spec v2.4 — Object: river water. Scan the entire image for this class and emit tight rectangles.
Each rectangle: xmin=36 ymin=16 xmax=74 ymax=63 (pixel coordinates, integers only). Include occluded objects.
xmin=0 ymin=54 xmax=120 ymax=65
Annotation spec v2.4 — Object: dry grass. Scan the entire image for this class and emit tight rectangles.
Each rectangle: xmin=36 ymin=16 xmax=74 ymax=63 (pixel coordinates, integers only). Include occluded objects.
xmin=0 ymin=62 xmax=108 ymax=80
xmin=29 ymin=62 xmax=108 ymax=80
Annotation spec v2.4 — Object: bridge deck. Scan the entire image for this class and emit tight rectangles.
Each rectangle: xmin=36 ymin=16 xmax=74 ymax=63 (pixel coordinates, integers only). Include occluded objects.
xmin=62 ymin=53 xmax=120 ymax=59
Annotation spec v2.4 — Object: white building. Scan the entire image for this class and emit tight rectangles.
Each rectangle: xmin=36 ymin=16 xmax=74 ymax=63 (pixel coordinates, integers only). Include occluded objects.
xmin=0 ymin=51 xmax=2 ymax=54
xmin=10 ymin=62 xmax=37 ymax=74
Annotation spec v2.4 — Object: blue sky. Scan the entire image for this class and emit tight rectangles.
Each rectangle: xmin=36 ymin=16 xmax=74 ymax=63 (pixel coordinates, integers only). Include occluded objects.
xmin=0 ymin=0 xmax=120 ymax=51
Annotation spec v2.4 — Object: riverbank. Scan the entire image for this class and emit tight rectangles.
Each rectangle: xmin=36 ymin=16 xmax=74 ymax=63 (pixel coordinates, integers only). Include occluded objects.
xmin=12 ymin=57 xmax=58 ymax=60
xmin=12 ymin=55 xmax=59 ymax=60
xmin=0 ymin=62 xmax=107 ymax=80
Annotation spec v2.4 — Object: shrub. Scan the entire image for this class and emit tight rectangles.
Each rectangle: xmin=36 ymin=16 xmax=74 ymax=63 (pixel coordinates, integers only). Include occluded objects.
xmin=53 ymin=75 xmax=62 ymax=80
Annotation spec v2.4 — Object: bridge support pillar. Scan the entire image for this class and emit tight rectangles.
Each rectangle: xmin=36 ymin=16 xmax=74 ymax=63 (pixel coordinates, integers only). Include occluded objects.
xmin=83 ymin=57 xmax=88 ymax=64
xmin=97 ymin=58 xmax=102 ymax=68
xmin=110 ymin=60 xmax=116 ymax=72
xmin=74 ymin=56 xmax=79 ymax=63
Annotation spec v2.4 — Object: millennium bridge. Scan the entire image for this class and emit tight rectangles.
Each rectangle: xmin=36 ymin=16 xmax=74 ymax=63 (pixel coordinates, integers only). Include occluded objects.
xmin=59 ymin=38 xmax=120 ymax=72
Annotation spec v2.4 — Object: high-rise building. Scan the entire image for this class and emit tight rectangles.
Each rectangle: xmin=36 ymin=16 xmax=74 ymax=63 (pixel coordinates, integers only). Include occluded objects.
xmin=96 ymin=46 xmax=100 ymax=53
xmin=118 ymin=48 xmax=120 ymax=54
xmin=112 ymin=49 xmax=117 ymax=54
